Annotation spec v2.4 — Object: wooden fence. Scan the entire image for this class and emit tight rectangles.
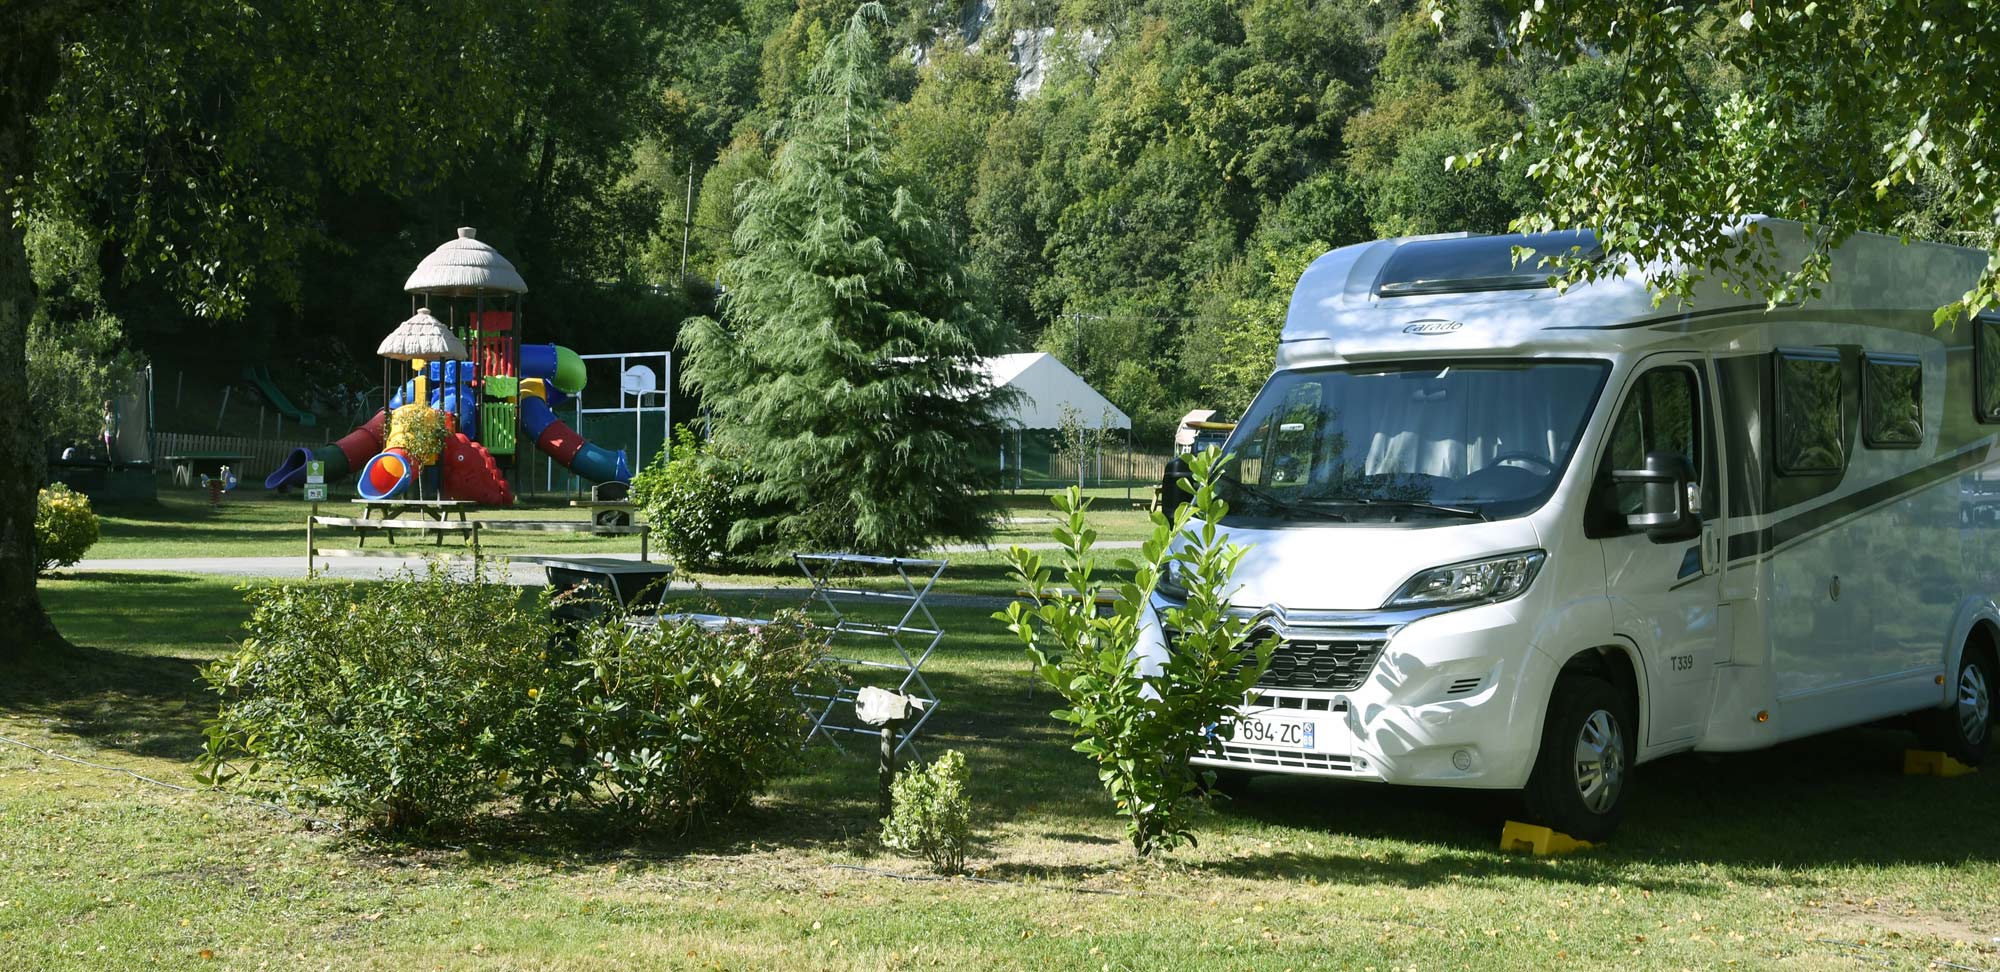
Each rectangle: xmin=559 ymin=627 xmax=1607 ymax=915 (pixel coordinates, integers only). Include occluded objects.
xmin=1043 ymin=447 xmax=1176 ymax=486
xmin=155 ymin=432 xmax=316 ymax=478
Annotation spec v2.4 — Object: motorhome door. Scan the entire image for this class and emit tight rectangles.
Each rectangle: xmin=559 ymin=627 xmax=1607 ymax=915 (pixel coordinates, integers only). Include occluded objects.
xmin=1594 ymin=352 xmax=1725 ymax=746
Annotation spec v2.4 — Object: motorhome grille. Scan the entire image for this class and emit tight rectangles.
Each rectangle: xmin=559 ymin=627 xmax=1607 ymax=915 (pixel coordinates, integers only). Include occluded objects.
xmin=1211 ymin=743 xmax=1356 ymax=772
xmin=1251 ymin=635 xmax=1386 ymax=692
xmin=1445 ymin=676 xmax=1485 ymax=696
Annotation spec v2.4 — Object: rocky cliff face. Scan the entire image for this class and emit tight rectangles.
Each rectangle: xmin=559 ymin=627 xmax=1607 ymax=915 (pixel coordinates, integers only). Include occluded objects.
xmin=913 ymin=0 xmax=1109 ymax=99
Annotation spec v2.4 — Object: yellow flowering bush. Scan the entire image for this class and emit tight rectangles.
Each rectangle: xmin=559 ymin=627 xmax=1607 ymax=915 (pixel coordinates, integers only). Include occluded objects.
xmin=35 ymin=482 xmax=100 ymax=573
xmin=387 ymin=403 xmax=449 ymax=467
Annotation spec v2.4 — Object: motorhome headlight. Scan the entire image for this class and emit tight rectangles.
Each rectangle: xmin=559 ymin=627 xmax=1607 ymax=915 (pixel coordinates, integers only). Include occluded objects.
xmin=1156 ymin=560 xmax=1190 ymax=602
xmin=1385 ymin=550 xmax=1546 ymax=609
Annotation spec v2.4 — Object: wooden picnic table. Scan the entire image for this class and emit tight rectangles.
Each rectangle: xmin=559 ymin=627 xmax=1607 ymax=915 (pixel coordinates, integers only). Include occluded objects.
xmin=347 ymin=498 xmax=479 ymax=547
xmin=163 ymin=453 xmax=250 ymax=488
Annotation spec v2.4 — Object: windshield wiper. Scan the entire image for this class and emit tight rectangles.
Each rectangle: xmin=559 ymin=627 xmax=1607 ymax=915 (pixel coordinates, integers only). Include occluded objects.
xmin=1315 ymin=496 xmax=1488 ymax=521
xmin=1217 ymin=472 xmax=1350 ymax=522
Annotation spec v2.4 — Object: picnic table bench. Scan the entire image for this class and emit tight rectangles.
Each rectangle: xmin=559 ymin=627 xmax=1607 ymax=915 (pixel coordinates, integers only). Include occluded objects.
xmin=347 ymin=498 xmax=479 ymax=547
xmin=302 ymin=505 xmax=652 ymax=570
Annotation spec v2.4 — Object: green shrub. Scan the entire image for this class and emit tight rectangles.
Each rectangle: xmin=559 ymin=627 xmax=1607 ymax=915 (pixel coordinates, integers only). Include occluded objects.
xmin=630 ymin=425 xmax=748 ymax=571
xmin=197 ymin=560 xmax=555 ymax=833
xmin=881 ymin=749 xmax=972 ymax=875
xmin=996 ymin=449 xmax=1271 ymax=857
xmin=35 ymin=483 xmax=100 ymax=573
xmin=514 ymin=608 xmax=832 ymax=831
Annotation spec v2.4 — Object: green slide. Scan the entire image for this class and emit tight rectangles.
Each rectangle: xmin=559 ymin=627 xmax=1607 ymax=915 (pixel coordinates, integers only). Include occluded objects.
xmin=243 ymin=366 xmax=318 ymax=428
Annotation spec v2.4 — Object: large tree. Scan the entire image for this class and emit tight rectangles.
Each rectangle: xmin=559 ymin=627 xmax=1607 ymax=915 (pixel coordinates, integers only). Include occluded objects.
xmin=0 ymin=1 xmax=546 ymax=653
xmin=1441 ymin=1 xmax=2000 ymax=322
xmin=680 ymin=3 xmax=1014 ymax=557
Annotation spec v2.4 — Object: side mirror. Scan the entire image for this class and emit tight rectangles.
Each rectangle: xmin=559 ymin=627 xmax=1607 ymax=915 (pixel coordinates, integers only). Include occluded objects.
xmin=1609 ymin=451 xmax=1700 ymax=542
xmin=1162 ymin=455 xmax=1193 ymax=521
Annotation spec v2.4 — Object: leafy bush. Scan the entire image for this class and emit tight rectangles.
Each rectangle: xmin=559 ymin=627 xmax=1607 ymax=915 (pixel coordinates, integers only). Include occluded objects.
xmin=629 ymin=425 xmax=748 ymax=571
xmin=513 ymin=607 xmax=832 ymax=832
xmin=881 ymin=749 xmax=972 ymax=875
xmin=35 ymin=483 xmax=100 ymax=573
xmin=997 ymin=449 xmax=1271 ymax=857
xmin=386 ymin=403 xmax=449 ymax=466
xmin=197 ymin=560 xmax=554 ymax=833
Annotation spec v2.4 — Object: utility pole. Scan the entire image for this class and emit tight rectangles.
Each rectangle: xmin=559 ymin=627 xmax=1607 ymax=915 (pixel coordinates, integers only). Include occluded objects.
xmin=680 ymin=161 xmax=695 ymax=279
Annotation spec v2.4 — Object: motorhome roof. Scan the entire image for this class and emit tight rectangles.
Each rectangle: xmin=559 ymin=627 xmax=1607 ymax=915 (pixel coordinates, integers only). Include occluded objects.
xmin=1279 ymin=219 xmax=1988 ymax=366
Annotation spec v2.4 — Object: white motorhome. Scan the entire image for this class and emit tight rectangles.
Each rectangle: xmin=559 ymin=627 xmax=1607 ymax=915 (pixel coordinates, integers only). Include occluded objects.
xmin=1151 ymin=220 xmax=2000 ymax=839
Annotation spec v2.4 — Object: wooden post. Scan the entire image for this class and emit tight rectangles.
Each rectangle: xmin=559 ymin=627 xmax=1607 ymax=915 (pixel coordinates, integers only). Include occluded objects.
xmin=306 ymin=503 xmax=316 ymax=572
xmin=877 ymin=718 xmax=903 ymax=819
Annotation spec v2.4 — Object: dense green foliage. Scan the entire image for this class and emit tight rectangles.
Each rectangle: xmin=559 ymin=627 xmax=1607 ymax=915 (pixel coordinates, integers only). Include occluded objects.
xmin=998 ymin=450 xmax=1270 ymax=856
xmin=198 ymin=562 xmax=557 ymax=832
xmin=1440 ymin=1 xmax=2000 ymax=324
xmin=23 ymin=0 xmax=1557 ymax=436
xmin=514 ymin=608 xmax=831 ymax=832
xmin=199 ymin=564 xmax=825 ymax=835
xmin=25 ymin=219 xmax=137 ymax=451
xmin=629 ymin=425 xmax=750 ymax=571
xmin=33 ymin=484 xmax=98 ymax=574
xmin=681 ymin=5 xmax=1013 ymax=556
xmin=881 ymin=748 xmax=973 ymax=874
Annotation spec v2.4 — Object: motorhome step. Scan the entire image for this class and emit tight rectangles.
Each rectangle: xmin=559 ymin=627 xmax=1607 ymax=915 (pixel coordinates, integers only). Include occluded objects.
xmin=1499 ymin=820 xmax=1593 ymax=856
xmin=1903 ymin=749 xmax=1978 ymax=777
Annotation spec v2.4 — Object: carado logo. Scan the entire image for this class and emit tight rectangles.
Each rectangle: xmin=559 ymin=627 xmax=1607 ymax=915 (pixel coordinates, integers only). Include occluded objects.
xmin=1402 ymin=319 xmax=1463 ymax=335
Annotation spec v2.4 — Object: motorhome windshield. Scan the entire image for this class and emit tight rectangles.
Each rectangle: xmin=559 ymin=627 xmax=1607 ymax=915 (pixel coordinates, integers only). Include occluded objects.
xmin=1217 ymin=360 xmax=1610 ymax=523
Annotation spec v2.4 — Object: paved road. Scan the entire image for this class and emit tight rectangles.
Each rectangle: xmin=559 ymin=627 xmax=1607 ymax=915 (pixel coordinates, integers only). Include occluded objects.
xmin=68 ymin=538 xmax=1144 ymax=584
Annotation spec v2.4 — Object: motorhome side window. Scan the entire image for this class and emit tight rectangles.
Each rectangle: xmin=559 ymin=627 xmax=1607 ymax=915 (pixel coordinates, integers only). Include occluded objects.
xmin=1602 ymin=367 xmax=1702 ymax=518
xmin=1774 ymin=349 xmax=1845 ymax=475
xmin=1977 ymin=316 xmax=2000 ymax=423
xmin=1861 ymin=353 xmax=1921 ymax=448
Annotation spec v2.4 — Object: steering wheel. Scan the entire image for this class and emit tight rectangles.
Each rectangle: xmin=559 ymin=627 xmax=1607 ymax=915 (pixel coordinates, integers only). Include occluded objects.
xmin=1488 ymin=451 xmax=1557 ymax=475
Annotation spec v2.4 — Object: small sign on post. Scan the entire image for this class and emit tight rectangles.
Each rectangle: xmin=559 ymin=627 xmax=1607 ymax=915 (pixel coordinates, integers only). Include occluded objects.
xmin=855 ymin=686 xmax=929 ymax=816
xmin=304 ymin=460 xmax=327 ymax=501
xmin=304 ymin=483 xmax=328 ymax=502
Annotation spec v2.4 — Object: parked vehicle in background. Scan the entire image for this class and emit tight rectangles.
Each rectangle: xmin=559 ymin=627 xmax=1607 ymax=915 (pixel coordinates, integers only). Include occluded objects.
xmin=1149 ymin=220 xmax=2000 ymax=839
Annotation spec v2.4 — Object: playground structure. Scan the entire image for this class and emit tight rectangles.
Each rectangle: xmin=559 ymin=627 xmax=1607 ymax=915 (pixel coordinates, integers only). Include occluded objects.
xmin=265 ymin=228 xmax=650 ymax=503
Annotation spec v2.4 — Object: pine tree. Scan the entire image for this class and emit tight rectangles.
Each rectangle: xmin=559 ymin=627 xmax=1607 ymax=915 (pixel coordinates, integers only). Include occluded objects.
xmin=680 ymin=3 xmax=1014 ymax=557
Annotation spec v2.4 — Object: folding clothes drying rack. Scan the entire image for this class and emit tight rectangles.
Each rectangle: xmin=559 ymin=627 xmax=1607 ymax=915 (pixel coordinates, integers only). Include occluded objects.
xmin=793 ymin=553 xmax=947 ymax=759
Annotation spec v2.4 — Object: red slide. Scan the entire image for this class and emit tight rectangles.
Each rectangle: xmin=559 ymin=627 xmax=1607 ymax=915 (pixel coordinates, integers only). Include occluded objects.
xmin=439 ymin=432 xmax=514 ymax=505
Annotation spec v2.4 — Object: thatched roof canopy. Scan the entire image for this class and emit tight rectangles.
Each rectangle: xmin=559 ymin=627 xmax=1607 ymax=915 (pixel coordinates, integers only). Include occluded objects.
xmin=403 ymin=226 xmax=528 ymax=296
xmin=376 ymin=308 xmax=469 ymax=362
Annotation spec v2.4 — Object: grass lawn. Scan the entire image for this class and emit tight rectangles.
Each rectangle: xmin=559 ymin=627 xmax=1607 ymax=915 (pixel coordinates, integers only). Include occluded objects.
xmin=8 ymin=572 xmax=2000 ymax=970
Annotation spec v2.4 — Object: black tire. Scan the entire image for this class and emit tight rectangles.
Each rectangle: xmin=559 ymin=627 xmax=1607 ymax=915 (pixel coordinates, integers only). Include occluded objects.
xmin=1197 ymin=765 xmax=1259 ymax=801
xmin=1920 ymin=645 xmax=1996 ymax=765
xmin=1523 ymin=675 xmax=1634 ymax=842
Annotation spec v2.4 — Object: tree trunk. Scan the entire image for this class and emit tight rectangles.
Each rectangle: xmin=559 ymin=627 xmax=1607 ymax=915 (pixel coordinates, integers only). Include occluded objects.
xmin=0 ymin=28 xmax=70 ymax=657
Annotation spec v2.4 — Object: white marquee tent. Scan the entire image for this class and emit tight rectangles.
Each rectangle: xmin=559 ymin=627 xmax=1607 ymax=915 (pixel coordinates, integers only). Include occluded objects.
xmin=978 ymin=352 xmax=1130 ymax=430
xmin=978 ymin=353 xmax=1131 ymax=488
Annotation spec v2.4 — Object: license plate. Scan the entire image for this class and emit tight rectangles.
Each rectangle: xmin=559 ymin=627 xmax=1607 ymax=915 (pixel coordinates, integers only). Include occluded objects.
xmin=1232 ymin=713 xmax=1317 ymax=750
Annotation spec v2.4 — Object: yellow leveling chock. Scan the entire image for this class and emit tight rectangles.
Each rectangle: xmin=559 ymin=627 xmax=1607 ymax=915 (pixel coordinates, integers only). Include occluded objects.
xmin=1903 ymin=750 xmax=1978 ymax=777
xmin=1500 ymin=820 xmax=1593 ymax=856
